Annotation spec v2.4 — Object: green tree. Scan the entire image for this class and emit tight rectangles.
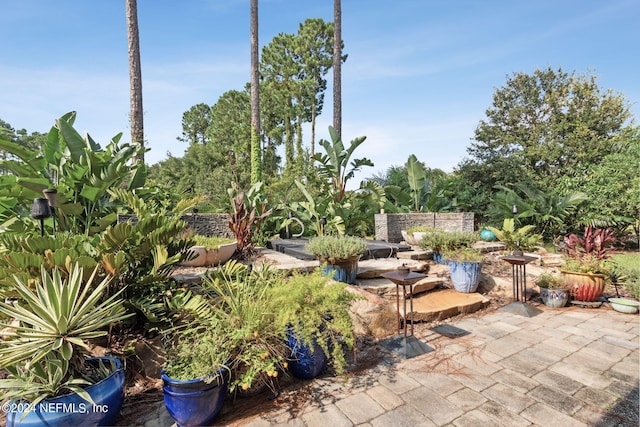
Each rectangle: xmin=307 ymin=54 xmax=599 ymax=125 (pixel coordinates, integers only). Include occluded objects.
xmin=559 ymin=126 xmax=640 ymax=241
xmin=177 ymin=103 xmax=212 ymax=146
xmin=459 ymin=67 xmax=632 ymax=196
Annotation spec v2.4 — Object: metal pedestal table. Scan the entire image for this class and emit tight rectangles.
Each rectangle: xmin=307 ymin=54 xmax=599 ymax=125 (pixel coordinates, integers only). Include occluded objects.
xmin=380 ymin=271 xmax=434 ymax=358
xmin=500 ymin=255 xmax=542 ymax=317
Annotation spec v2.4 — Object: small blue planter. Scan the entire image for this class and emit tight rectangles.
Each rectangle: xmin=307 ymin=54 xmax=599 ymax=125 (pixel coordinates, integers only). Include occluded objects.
xmin=286 ymin=331 xmax=328 ymax=380
xmin=6 ymin=357 xmax=125 ymax=427
xmin=447 ymin=261 xmax=482 ymax=293
xmin=162 ymin=368 xmax=228 ymax=427
xmin=321 ymin=256 xmax=359 ymax=285
xmin=433 ymin=252 xmax=445 ymax=264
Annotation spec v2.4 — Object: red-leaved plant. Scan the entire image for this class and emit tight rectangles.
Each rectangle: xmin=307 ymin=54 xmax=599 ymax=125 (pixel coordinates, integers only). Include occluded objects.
xmin=563 ymin=227 xmax=616 ymax=260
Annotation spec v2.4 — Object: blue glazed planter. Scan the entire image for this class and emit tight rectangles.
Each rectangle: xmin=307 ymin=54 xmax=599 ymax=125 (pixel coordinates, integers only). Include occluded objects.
xmin=433 ymin=252 xmax=445 ymax=264
xmin=286 ymin=331 xmax=328 ymax=380
xmin=6 ymin=357 xmax=125 ymax=427
xmin=447 ymin=261 xmax=482 ymax=293
xmin=162 ymin=368 xmax=228 ymax=427
xmin=321 ymin=256 xmax=359 ymax=285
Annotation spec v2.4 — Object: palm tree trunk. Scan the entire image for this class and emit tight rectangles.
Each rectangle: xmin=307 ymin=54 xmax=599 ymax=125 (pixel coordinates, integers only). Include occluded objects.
xmin=126 ymin=0 xmax=144 ymax=163
xmin=250 ymin=0 xmax=262 ymax=183
xmin=333 ymin=0 xmax=342 ymax=138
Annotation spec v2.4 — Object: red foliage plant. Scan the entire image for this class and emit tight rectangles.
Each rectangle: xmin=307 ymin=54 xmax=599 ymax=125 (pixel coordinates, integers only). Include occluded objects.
xmin=563 ymin=227 xmax=616 ymax=260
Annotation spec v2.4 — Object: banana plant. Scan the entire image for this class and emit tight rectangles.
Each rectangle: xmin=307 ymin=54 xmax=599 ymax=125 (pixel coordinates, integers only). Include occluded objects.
xmin=312 ymin=126 xmax=373 ymax=202
xmin=0 ymin=112 xmax=147 ymax=235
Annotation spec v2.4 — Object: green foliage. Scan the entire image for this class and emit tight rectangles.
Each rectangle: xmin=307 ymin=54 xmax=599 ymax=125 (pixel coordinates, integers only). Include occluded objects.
xmin=0 ymin=233 xmax=100 ymax=297
xmin=306 ymin=235 xmax=368 ymax=261
xmin=612 ymin=253 xmax=640 ymax=299
xmin=167 ymin=261 xmax=357 ymax=392
xmin=460 ymin=67 xmax=632 ymax=192
xmin=443 ymin=247 xmax=484 ymax=263
xmin=536 ymin=273 xmax=566 ymax=289
xmin=406 ymin=154 xmax=426 ymax=212
xmin=312 ymin=126 xmax=374 ymax=202
xmin=563 ymin=255 xmax=613 ymax=277
xmin=0 ymin=112 xmax=147 ymax=235
xmin=0 ymin=264 xmax=131 ymax=405
xmin=191 ymin=235 xmax=236 ymax=250
xmin=418 ymin=230 xmax=477 ymax=253
xmin=407 ymin=226 xmax=438 ymax=234
xmin=485 ymin=218 xmax=543 ymax=252
xmin=489 ymin=184 xmax=587 ymax=240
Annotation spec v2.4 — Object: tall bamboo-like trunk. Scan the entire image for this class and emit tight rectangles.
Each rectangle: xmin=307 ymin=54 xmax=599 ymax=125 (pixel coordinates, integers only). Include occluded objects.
xmin=126 ymin=0 xmax=144 ymax=163
xmin=250 ymin=0 xmax=262 ymax=183
xmin=333 ymin=0 xmax=342 ymax=138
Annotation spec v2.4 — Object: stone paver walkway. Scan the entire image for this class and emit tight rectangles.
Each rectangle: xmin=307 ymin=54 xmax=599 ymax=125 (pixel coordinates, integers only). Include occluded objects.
xmin=129 ymin=305 xmax=639 ymax=427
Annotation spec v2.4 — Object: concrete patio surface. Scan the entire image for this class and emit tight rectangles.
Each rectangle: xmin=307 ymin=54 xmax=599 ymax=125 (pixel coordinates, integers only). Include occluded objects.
xmin=125 ymin=304 xmax=639 ymax=427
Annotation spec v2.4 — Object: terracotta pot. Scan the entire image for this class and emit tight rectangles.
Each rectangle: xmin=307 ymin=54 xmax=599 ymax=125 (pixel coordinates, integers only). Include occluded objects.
xmin=561 ymin=270 xmax=606 ymax=302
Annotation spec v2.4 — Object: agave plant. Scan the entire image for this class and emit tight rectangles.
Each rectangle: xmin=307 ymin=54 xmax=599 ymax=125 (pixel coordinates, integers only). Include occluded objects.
xmin=0 ymin=264 xmax=131 ymax=406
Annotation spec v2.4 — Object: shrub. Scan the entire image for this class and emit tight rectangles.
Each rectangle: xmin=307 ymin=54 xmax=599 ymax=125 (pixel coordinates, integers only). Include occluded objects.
xmin=306 ymin=235 xmax=368 ymax=261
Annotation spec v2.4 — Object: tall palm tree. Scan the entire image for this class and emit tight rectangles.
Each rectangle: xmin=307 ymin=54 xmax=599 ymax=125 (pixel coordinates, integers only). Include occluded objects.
xmin=250 ymin=0 xmax=261 ymax=183
xmin=332 ymin=0 xmax=342 ymax=138
xmin=126 ymin=0 xmax=144 ymax=163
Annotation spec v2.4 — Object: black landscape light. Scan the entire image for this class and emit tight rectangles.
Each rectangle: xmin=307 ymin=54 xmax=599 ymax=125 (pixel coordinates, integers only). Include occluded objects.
xmin=31 ymin=198 xmax=51 ymax=236
xmin=42 ymin=188 xmax=57 ymax=236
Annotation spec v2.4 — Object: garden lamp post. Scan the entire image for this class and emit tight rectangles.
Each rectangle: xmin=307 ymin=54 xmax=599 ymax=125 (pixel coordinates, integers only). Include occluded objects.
xmin=31 ymin=198 xmax=51 ymax=237
xmin=42 ymin=188 xmax=57 ymax=236
xmin=512 ymin=204 xmax=521 ymax=255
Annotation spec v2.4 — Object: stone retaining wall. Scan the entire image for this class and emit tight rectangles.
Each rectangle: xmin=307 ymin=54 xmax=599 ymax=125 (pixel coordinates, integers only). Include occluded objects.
xmin=374 ymin=212 xmax=475 ymax=243
xmin=118 ymin=213 xmax=234 ymax=238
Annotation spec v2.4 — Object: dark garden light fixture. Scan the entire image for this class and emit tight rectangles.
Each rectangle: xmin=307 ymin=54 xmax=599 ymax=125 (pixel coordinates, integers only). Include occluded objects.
xmin=42 ymin=188 xmax=58 ymax=236
xmin=511 ymin=204 xmax=521 ymax=255
xmin=31 ymin=198 xmax=51 ymax=237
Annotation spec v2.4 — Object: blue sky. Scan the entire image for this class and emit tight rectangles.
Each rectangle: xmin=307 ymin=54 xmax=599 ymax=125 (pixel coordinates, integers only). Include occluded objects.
xmin=2 ymin=0 xmax=638 ymax=184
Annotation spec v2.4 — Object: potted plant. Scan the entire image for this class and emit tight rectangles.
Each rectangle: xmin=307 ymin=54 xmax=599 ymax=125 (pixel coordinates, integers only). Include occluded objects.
xmin=161 ymin=327 xmax=232 ymax=427
xmin=536 ymin=272 xmax=570 ymax=308
xmin=444 ymin=247 xmax=484 ymax=293
xmin=561 ymin=227 xmax=616 ymax=302
xmin=419 ymin=230 xmax=477 ymax=264
xmin=269 ymin=269 xmax=358 ymax=380
xmin=401 ymin=226 xmax=437 ymax=246
xmin=0 ymin=264 xmax=131 ymax=427
xmin=306 ymin=235 xmax=368 ymax=284
xmin=485 ymin=218 xmax=542 ymax=255
xmin=179 ymin=235 xmax=237 ymax=267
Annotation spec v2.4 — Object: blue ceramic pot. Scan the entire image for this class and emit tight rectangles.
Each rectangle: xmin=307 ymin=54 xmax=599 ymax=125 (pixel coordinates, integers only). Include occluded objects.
xmin=286 ymin=331 xmax=328 ymax=380
xmin=447 ymin=261 xmax=482 ymax=293
xmin=6 ymin=357 xmax=125 ymax=427
xmin=433 ymin=252 xmax=445 ymax=264
xmin=162 ymin=368 xmax=228 ymax=427
xmin=321 ymin=256 xmax=359 ymax=285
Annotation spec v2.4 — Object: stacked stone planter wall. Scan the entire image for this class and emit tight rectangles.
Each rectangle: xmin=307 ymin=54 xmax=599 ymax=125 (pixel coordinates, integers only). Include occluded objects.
xmin=374 ymin=213 xmax=475 ymax=243
xmin=118 ymin=213 xmax=233 ymax=238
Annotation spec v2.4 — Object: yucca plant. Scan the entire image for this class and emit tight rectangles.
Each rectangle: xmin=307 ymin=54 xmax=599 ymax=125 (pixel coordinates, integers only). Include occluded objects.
xmin=0 ymin=264 xmax=131 ymax=409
